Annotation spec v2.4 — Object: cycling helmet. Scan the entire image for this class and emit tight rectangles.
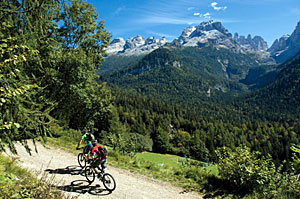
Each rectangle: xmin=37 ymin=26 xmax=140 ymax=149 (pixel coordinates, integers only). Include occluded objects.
xmin=92 ymin=139 xmax=98 ymax=144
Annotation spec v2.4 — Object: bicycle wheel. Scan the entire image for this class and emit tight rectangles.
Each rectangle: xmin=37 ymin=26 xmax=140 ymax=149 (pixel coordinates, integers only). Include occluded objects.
xmin=77 ymin=153 xmax=86 ymax=168
xmin=85 ymin=166 xmax=96 ymax=183
xmin=102 ymin=173 xmax=116 ymax=192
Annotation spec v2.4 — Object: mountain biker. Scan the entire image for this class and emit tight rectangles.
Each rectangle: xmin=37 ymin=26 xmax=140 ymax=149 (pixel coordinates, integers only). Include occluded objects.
xmin=88 ymin=139 xmax=108 ymax=174
xmin=76 ymin=129 xmax=95 ymax=155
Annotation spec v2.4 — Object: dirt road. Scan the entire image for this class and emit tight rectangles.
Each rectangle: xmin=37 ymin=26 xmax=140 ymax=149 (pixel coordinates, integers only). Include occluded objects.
xmin=3 ymin=141 xmax=202 ymax=199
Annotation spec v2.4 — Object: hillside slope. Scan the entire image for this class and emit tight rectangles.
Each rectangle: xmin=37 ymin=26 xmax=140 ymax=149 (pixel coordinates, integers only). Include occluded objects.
xmin=4 ymin=141 xmax=201 ymax=199
xmin=238 ymin=51 xmax=300 ymax=120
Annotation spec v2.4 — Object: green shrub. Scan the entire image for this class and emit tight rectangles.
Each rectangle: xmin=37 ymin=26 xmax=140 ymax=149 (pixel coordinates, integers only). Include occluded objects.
xmin=108 ymin=149 xmax=121 ymax=160
xmin=215 ymin=146 xmax=276 ymax=196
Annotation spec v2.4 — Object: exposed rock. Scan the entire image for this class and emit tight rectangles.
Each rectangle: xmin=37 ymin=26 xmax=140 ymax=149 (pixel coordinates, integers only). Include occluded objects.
xmin=176 ymin=21 xmax=234 ymax=49
xmin=105 ymin=20 xmax=300 ymax=65
xmin=268 ymin=34 xmax=290 ymax=55
xmin=268 ymin=21 xmax=300 ymax=63
xmin=105 ymin=37 xmax=125 ymax=55
xmin=105 ymin=35 xmax=167 ymax=56
xmin=175 ymin=20 xmax=269 ymax=57
xmin=234 ymin=33 xmax=268 ymax=51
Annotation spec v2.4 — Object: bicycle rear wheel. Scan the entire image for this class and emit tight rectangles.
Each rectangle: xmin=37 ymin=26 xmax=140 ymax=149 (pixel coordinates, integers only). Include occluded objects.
xmin=77 ymin=153 xmax=86 ymax=168
xmin=85 ymin=166 xmax=96 ymax=183
xmin=102 ymin=173 xmax=116 ymax=192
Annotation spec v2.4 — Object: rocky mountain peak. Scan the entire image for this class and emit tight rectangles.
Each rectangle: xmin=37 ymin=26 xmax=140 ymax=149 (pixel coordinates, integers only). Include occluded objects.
xmin=190 ymin=20 xmax=232 ymax=38
xmin=105 ymin=37 xmax=125 ymax=55
xmin=105 ymin=35 xmax=167 ymax=56
xmin=176 ymin=20 xmax=234 ymax=48
xmin=196 ymin=20 xmax=231 ymax=37
xmin=180 ymin=26 xmax=197 ymax=38
xmin=234 ymin=33 xmax=268 ymax=51
xmin=105 ymin=20 xmax=300 ymax=64
xmin=124 ymin=35 xmax=145 ymax=49
xmin=268 ymin=35 xmax=289 ymax=55
xmin=267 ymin=20 xmax=300 ymax=63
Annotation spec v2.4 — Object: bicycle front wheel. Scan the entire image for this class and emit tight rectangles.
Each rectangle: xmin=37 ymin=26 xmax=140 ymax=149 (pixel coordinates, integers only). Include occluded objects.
xmin=85 ymin=166 xmax=96 ymax=183
xmin=77 ymin=153 xmax=86 ymax=168
xmin=102 ymin=173 xmax=116 ymax=192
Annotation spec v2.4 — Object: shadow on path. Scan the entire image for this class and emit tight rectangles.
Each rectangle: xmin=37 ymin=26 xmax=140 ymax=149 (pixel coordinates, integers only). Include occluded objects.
xmin=45 ymin=166 xmax=113 ymax=196
xmin=45 ymin=165 xmax=84 ymax=176
xmin=56 ymin=180 xmax=112 ymax=196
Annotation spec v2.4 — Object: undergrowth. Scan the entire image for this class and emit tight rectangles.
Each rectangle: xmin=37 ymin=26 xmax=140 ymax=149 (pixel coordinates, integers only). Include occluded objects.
xmin=0 ymin=154 xmax=77 ymax=199
xmin=45 ymin=125 xmax=300 ymax=199
xmin=45 ymin=125 xmax=215 ymax=192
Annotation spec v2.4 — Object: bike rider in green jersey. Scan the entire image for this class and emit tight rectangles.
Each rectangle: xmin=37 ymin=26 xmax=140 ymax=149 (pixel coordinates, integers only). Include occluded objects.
xmin=76 ymin=129 xmax=95 ymax=155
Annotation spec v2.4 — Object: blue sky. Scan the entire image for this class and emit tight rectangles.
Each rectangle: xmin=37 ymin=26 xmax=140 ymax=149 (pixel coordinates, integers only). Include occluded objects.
xmin=87 ymin=0 xmax=300 ymax=47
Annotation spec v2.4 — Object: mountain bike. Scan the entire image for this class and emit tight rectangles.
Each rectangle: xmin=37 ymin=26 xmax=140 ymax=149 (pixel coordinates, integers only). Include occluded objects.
xmin=76 ymin=146 xmax=92 ymax=168
xmin=77 ymin=152 xmax=87 ymax=168
xmin=85 ymin=163 xmax=116 ymax=192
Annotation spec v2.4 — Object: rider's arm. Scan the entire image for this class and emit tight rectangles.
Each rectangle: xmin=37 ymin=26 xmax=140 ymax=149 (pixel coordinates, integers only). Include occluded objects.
xmin=77 ymin=134 xmax=86 ymax=149
xmin=88 ymin=147 xmax=95 ymax=159
xmin=76 ymin=139 xmax=82 ymax=149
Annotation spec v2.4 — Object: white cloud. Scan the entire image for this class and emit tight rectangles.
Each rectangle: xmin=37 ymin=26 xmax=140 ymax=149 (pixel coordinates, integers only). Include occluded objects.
xmin=188 ymin=7 xmax=195 ymax=11
xmin=193 ymin=12 xmax=212 ymax=19
xmin=211 ymin=2 xmax=218 ymax=7
xmin=210 ymin=2 xmax=227 ymax=11
xmin=203 ymin=12 xmax=211 ymax=19
xmin=113 ymin=6 xmax=126 ymax=16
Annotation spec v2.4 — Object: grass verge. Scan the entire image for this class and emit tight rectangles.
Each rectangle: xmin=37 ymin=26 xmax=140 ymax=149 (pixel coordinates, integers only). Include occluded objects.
xmin=45 ymin=127 xmax=217 ymax=193
xmin=0 ymin=153 xmax=76 ymax=199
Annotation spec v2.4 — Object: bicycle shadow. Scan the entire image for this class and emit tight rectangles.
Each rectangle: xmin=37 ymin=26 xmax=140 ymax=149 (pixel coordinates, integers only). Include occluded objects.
xmin=45 ymin=166 xmax=113 ymax=196
xmin=45 ymin=165 xmax=84 ymax=176
xmin=56 ymin=180 xmax=112 ymax=196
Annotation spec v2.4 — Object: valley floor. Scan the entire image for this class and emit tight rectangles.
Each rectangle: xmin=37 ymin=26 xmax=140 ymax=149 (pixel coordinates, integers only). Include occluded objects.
xmin=3 ymin=141 xmax=202 ymax=199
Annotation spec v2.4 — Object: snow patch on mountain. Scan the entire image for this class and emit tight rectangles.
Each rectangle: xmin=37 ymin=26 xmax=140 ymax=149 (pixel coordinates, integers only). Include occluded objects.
xmin=105 ymin=35 xmax=167 ymax=56
xmin=105 ymin=20 xmax=300 ymax=64
xmin=174 ymin=20 xmax=270 ymax=58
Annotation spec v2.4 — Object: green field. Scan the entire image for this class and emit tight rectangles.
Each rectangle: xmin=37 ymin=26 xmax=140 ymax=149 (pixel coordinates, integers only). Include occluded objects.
xmin=135 ymin=151 xmax=218 ymax=175
xmin=136 ymin=152 xmax=183 ymax=168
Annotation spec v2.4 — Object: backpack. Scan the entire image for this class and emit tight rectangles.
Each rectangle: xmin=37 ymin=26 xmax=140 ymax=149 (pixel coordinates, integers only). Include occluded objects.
xmin=86 ymin=133 xmax=95 ymax=141
xmin=99 ymin=145 xmax=108 ymax=159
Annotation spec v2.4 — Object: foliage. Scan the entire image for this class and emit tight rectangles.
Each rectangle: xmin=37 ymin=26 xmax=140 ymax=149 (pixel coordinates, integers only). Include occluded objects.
xmin=215 ymin=146 xmax=277 ymax=196
xmin=203 ymin=150 xmax=300 ymax=199
xmin=107 ymin=87 xmax=300 ymax=165
xmin=98 ymin=55 xmax=144 ymax=75
xmin=0 ymin=0 xmax=113 ymax=152
xmin=0 ymin=22 xmax=52 ymax=153
xmin=290 ymin=144 xmax=300 ymax=173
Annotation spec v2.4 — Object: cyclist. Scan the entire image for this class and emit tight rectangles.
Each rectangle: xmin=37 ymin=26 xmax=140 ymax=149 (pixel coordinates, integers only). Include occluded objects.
xmin=76 ymin=129 xmax=95 ymax=155
xmin=88 ymin=139 xmax=108 ymax=174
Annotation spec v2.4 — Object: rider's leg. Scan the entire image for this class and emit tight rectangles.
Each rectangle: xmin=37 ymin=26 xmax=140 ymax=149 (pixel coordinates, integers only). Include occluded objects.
xmin=91 ymin=159 xmax=101 ymax=173
xmin=84 ymin=144 xmax=93 ymax=154
xmin=101 ymin=159 xmax=107 ymax=173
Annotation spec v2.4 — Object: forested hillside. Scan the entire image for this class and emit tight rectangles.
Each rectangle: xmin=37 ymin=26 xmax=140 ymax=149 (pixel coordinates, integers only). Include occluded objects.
xmin=236 ymin=51 xmax=300 ymax=121
xmin=98 ymin=45 xmax=300 ymax=165
xmin=108 ymin=87 xmax=300 ymax=164
xmin=100 ymin=46 xmax=277 ymax=108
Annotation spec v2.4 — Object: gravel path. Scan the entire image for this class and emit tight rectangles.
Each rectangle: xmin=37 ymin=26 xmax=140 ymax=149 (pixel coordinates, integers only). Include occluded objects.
xmin=3 ymin=141 xmax=202 ymax=199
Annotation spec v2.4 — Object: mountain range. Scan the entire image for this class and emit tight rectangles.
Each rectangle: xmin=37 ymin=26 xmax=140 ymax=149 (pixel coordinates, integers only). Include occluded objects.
xmin=100 ymin=20 xmax=300 ymax=120
xmin=105 ymin=20 xmax=300 ymax=64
